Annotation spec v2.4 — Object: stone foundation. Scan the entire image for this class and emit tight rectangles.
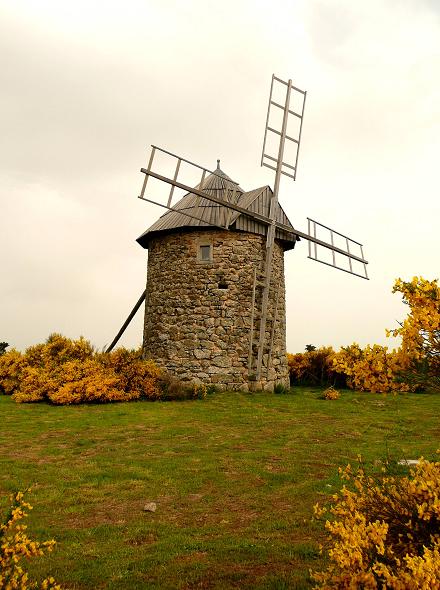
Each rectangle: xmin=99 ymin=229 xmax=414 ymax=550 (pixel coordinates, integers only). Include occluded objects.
xmin=143 ymin=229 xmax=289 ymax=391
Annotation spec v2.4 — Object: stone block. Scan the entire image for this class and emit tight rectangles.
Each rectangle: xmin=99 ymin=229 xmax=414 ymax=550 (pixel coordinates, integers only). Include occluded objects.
xmin=194 ymin=349 xmax=211 ymax=360
xmin=212 ymin=355 xmax=232 ymax=368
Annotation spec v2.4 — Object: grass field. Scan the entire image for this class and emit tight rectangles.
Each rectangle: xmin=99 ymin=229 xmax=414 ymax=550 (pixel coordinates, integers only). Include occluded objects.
xmin=1 ymin=388 xmax=439 ymax=589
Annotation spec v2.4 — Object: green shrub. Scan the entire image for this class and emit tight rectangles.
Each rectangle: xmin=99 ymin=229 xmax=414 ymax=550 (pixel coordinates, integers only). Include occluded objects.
xmin=274 ymin=383 xmax=290 ymax=395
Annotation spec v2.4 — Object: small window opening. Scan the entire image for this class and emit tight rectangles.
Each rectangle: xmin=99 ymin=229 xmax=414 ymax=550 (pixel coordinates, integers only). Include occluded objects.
xmin=200 ymin=245 xmax=211 ymax=261
xmin=217 ymin=273 xmax=228 ymax=289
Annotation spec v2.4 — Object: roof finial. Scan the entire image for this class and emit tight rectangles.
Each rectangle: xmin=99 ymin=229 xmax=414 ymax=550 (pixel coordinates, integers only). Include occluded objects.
xmin=216 ymin=159 xmax=220 ymax=169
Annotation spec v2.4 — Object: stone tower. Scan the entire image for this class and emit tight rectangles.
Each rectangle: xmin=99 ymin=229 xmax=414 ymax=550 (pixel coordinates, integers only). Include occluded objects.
xmin=136 ymin=163 xmax=298 ymax=391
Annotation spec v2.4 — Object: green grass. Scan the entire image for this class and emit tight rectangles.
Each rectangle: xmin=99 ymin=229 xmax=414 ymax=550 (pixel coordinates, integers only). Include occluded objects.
xmin=1 ymin=388 xmax=439 ymax=589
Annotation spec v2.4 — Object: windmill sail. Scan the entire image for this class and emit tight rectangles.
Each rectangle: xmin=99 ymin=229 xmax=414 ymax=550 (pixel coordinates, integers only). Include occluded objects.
xmin=261 ymin=75 xmax=306 ymax=181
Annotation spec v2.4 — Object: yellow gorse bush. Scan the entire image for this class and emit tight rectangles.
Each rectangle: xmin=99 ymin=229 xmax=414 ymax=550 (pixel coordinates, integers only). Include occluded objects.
xmin=331 ymin=343 xmax=412 ymax=393
xmin=0 ymin=350 xmax=28 ymax=395
xmin=331 ymin=277 xmax=439 ymax=393
xmin=98 ymin=348 xmax=162 ymax=401
xmin=0 ymin=334 xmax=163 ymax=405
xmin=287 ymin=344 xmax=410 ymax=393
xmin=323 ymin=386 xmax=340 ymax=400
xmin=47 ymin=359 xmax=123 ymax=405
xmin=0 ymin=490 xmax=61 ymax=589
xmin=287 ymin=347 xmax=339 ymax=387
xmin=388 ymin=277 xmax=440 ymax=392
xmin=389 ymin=277 xmax=439 ymax=360
xmin=312 ymin=454 xmax=440 ymax=589
xmin=288 ymin=277 xmax=439 ymax=393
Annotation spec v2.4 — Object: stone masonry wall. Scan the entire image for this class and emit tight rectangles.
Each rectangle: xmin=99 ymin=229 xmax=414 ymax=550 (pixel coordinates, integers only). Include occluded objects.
xmin=143 ymin=229 xmax=289 ymax=391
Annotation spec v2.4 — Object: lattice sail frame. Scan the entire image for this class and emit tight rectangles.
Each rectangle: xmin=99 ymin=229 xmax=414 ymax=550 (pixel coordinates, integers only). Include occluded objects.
xmin=307 ymin=218 xmax=368 ymax=280
xmin=261 ymin=75 xmax=306 ymax=181
xmin=139 ymin=145 xmax=243 ymax=229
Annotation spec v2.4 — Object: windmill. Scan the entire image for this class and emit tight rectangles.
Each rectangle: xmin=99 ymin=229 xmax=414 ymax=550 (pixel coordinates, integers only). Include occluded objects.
xmin=107 ymin=75 xmax=368 ymax=391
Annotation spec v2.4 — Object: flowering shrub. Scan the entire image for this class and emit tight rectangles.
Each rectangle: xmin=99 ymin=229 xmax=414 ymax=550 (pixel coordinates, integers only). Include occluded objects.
xmin=312 ymin=454 xmax=440 ymax=589
xmin=323 ymin=386 xmax=340 ymax=400
xmin=388 ymin=277 xmax=440 ymax=393
xmin=47 ymin=359 xmax=125 ymax=405
xmin=27 ymin=334 xmax=94 ymax=368
xmin=0 ymin=489 xmax=61 ymax=589
xmin=288 ymin=343 xmax=414 ymax=394
xmin=12 ymin=366 xmax=58 ymax=403
xmin=0 ymin=334 xmax=164 ymax=405
xmin=287 ymin=277 xmax=439 ymax=393
xmin=331 ymin=343 xmax=412 ymax=393
xmin=287 ymin=347 xmax=343 ymax=387
xmin=192 ymin=383 xmax=208 ymax=399
xmin=0 ymin=349 xmax=28 ymax=395
xmin=99 ymin=348 xmax=162 ymax=401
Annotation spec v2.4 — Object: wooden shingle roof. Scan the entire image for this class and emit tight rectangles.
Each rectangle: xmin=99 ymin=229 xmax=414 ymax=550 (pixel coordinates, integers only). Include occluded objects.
xmin=137 ymin=163 xmax=298 ymax=251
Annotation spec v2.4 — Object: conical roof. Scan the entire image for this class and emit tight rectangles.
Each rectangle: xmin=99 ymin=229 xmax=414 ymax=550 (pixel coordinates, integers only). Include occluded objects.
xmin=137 ymin=162 xmax=298 ymax=251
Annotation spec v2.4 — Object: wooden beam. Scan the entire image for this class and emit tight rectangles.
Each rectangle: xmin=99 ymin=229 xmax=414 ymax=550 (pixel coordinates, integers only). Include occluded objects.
xmin=106 ymin=290 xmax=146 ymax=353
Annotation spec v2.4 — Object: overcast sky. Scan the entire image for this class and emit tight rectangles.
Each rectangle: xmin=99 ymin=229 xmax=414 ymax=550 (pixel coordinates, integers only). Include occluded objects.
xmin=1 ymin=0 xmax=439 ymax=354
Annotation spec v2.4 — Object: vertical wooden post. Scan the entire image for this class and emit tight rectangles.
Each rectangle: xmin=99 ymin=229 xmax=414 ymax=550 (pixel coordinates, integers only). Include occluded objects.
xmin=255 ymin=79 xmax=293 ymax=382
xmin=248 ymin=267 xmax=257 ymax=372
